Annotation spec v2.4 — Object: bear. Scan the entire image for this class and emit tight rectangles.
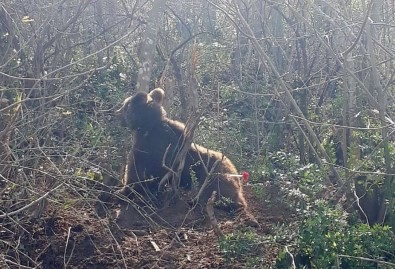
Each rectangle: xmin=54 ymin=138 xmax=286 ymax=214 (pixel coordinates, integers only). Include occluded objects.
xmin=116 ymin=88 xmax=251 ymax=216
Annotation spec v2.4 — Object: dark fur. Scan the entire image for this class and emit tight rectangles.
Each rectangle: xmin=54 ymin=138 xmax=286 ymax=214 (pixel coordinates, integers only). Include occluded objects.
xmin=117 ymin=88 xmax=248 ymax=211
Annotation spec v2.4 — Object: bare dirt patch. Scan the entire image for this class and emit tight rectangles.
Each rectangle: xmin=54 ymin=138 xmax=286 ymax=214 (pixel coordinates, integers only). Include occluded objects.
xmin=1 ymin=185 xmax=291 ymax=268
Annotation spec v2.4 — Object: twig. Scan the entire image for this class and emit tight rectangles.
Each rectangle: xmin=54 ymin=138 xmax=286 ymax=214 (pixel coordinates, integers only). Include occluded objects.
xmin=64 ymin=227 xmax=75 ymax=268
xmin=353 ymin=189 xmax=369 ymax=224
xmin=0 ymin=183 xmax=63 ymax=218
xmin=158 ymin=145 xmax=176 ymax=191
xmin=285 ymin=246 xmax=296 ymax=269
xmin=206 ymin=191 xmax=223 ymax=238
xmin=337 ymin=254 xmax=395 ymax=267
xmin=149 ymin=239 xmax=161 ymax=252
xmin=193 ymin=157 xmax=220 ymax=205
xmin=159 ymin=115 xmax=200 ymax=193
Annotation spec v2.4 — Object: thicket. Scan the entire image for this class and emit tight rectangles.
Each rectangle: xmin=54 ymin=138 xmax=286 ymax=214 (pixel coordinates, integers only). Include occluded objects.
xmin=1 ymin=0 xmax=395 ymax=268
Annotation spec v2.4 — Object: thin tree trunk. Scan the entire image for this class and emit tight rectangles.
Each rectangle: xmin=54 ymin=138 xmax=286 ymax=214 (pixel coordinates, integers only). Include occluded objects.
xmin=366 ymin=0 xmax=391 ymax=224
xmin=233 ymin=2 xmax=342 ymax=187
xmin=342 ymin=49 xmax=357 ymax=189
xmin=0 ymin=99 xmax=11 ymax=184
xmin=268 ymin=4 xmax=285 ymax=152
xmin=136 ymin=0 xmax=166 ymax=92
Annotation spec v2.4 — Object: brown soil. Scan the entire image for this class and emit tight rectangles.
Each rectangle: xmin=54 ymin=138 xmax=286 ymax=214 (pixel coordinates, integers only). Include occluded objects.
xmin=1 ymin=185 xmax=292 ymax=268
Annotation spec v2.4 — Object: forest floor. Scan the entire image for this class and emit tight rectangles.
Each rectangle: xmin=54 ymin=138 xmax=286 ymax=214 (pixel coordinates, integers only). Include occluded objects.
xmin=2 ymin=184 xmax=295 ymax=269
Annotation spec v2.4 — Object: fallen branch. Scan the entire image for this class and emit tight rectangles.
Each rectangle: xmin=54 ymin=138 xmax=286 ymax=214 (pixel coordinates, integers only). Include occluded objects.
xmin=206 ymin=191 xmax=223 ymax=238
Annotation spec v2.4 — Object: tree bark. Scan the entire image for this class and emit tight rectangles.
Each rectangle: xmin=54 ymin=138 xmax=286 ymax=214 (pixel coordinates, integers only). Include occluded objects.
xmin=136 ymin=0 xmax=166 ymax=92
xmin=0 ymin=99 xmax=11 ymax=186
xmin=365 ymin=0 xmax=391 ymax=224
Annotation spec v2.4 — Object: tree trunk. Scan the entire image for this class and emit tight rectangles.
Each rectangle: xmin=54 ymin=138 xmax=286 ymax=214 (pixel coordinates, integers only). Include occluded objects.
xmin=0 ymin=98 xmax=11 ymax=187
xmin=267 ymin=4 xmax=286 ymax=152
xmin=365 ymin=0 xmax=391 ymax=224
xmin=136 ymin=0 xmax=166 ymax=93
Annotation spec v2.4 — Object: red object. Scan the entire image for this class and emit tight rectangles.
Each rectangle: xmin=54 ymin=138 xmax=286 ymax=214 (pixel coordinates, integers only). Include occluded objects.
xmin=242 ymin=171 xmax=249 ymax=182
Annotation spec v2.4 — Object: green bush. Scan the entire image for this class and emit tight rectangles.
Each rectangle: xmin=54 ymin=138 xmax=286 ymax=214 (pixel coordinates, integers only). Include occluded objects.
xmin=296 ymin=202 xmax=395 ymax=268
xmin=219 ymin=230 xmax=262 ymax=267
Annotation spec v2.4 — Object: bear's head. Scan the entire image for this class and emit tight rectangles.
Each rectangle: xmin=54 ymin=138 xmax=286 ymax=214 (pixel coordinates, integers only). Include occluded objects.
xmin=116 ymin=88 xmax=166 ymax=131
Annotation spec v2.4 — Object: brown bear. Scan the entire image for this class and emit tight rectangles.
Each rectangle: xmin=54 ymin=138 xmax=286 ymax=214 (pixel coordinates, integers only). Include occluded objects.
xmin=116 ymin=88 xmax=250 ymax=214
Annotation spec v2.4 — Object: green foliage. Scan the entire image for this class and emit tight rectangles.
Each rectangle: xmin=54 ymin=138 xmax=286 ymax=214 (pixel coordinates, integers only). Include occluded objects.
xmin=219 ymin=230 xmax=262 ymax=268
xmin=265 ymin=152 xmax=327 ymax=205
xmin=251 ymin=184 xmax=267 ymax=203
xmin=297 ymin=163 xmax=328 ymax=199
xmin=296 ymin=202 xmax=395 ymax=268
xmin=247 ymin=151 xmax=329 ymax=215
xmin=194 ymin=42 xmax=232 ymax=88
xmin=75 ymin=167 xmax=103 ymax=182
xmin=215 ymin=196 xmax=234 ymax=209
xmin=298 ymin=202 xmax=348 ymax=268
xmin=188 ymin=168 xmax=199 ymax=189
xmin=322 ymin=135 xmax=337 ymax=164
xmin=268 ymin=151 xmax=300 ymax=173
xmin=83 ymin=122 xmax=103 ymax=147
xmin=341 ymin=224 xmax=395 ymax=268
xmin=266 ymin=124 xmax=285 ymax=152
